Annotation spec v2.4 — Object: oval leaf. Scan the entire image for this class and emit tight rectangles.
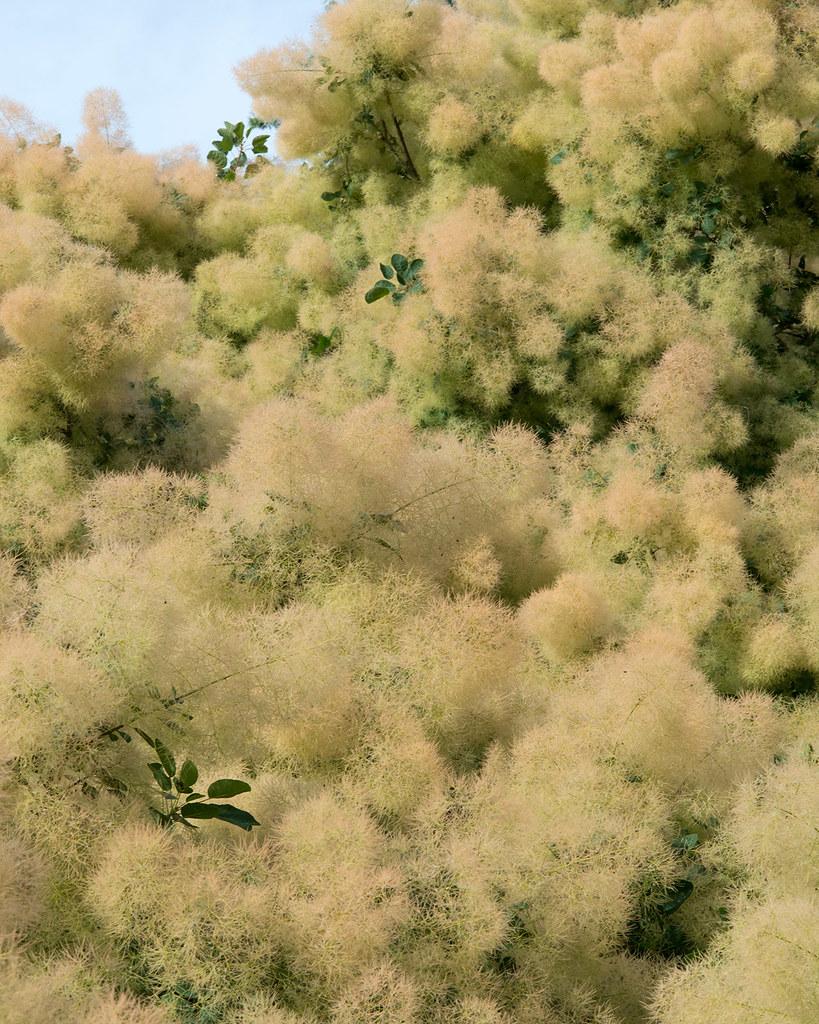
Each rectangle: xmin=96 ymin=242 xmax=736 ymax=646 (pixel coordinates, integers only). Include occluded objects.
xmin=179 ymin=760 xmax=199 ymax=788
xmin=365 ymin=281 xmax=395 ymax=304
xmin=379 ymin=263 xmax=394 ymax=280
xmin=207 ymin=778 xmax=252 ymax=799
xmin=659 ymin=879 xmax=694 ymax=914
xmin=671 ymin=833 xmax=699 ymax=853
xmin=148 ymin=762 xmax=172 ymax=791
xmin=181 ymin=802 xmax=260 ymax=831
xmin=154 ymin=739 xmax=176 ymax=779
xmin=390 ymin=253 xmax=409 ymax=274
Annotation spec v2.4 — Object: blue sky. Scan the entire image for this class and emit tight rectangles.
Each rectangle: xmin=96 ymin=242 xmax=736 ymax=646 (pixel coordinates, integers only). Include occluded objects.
xmin=0 ymin=1 xmax=326 ymax=155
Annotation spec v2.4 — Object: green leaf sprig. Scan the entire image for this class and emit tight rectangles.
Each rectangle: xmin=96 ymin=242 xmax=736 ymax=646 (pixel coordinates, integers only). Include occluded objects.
xmin=135 ymin=729 xmax=259 ymax=832
xmin=365 ymin=253 xmax=424 ymax=304
xmin=207 ymin=116 xmax=276 ymax=181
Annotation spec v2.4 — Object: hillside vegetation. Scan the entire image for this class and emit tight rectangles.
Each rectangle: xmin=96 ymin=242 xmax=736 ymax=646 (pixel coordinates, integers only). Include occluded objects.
xmin=0 ymin=1 xmax=817 ymax=1022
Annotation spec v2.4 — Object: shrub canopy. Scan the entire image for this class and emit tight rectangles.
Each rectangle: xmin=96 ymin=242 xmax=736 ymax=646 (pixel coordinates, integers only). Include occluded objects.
xmin=0 ymin=2 xmax=817 ymax=1022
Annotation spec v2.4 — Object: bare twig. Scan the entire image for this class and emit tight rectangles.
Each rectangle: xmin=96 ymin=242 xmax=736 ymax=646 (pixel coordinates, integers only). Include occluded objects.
xmin=96 ymin=657 xmax=281 ymax=740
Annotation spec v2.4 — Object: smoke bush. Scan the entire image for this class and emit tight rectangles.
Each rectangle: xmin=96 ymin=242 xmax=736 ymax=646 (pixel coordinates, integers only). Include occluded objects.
xmin=0 ymin=0 xmax=816 ymax=1020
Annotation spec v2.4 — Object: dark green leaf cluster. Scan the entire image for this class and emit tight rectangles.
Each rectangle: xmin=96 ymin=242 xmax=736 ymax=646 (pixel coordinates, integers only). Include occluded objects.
xmin=94 ymin=378 xmax=201 ymax=471
xmin=320 ymin=179 xmax=357 ymax=212
xmin=778 ymin=117 xmax=819 ymax=176
xmin=207 ymin=117 xmax=276 ymax=181
xmin=308 ymin=325 xmax=340 ymax=357
xmin=133 ymin=729 xmax=259 ymax=832
xmin=365 ymin=253 xmax=424 ymax=304
xmin=624 ymin=831 xmax=704 ymax=960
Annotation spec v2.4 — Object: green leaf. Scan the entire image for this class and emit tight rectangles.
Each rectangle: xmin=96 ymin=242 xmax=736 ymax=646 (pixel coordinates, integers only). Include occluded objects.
xmin=207 ymin=778 xmax=252 ymax=799
xmin=215 ymin=135 xmax=234 ymax=154
xmin=702 ymin=213 xmax=716 ymax=235
xmin=178 ymin=760 xmax=198 ymax=788
xmin=181 ymin=802 xmax=260 ymax=831
xmin=659 ymin=879 xmax=694 ymax=914
xmin=154 ymin=739 xmax=176 ymax=779
xmin=408 ymin=258 xmax=424 ymax=277
xmin=100 ymin=772 xmax=128 ymax=795
xmin=234 ymin=122 xmax=245 ymax=143
xmin=321 ymin=190 xmax=341 ymax=201
xmin=380 ymin=263 xmax=394 ymax=280
xmin=309 ymin=333 xmax=332 ymax=357
xmin=365 ymin=281 xmax=395 ymax=303
xmin=180 ymin=803 xmax=223 ymax=820
xmin=148 ymin=762 xmax=172 ymax=791
xmin=671 ymin=833 xmax=699 ymax=853
xmin=391 ymin=253 xmax=409 ymax=274
xmin=134 ymin=728 xmax=155 ymax=748
xmin=210 ymin=804 xmax=261 ymax=831
xmin=184 ymin=792 xmax=207 ymax=802
xmin=549 ymin=148 xmax=567 ymax=165
xmin=252 ymin=134 xmax=269 ymax=153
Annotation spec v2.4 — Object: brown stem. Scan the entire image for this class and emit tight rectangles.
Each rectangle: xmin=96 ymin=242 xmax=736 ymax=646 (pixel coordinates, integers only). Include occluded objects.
xmin=384 ymin=90 xmax=420 ymax=182
xmin=376 ymin=116 xmax=406 ymax=170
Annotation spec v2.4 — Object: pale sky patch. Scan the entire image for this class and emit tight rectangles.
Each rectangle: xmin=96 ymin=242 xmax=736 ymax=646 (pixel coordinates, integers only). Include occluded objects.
xmin=0 ymin=1 xmax=326 ymax=154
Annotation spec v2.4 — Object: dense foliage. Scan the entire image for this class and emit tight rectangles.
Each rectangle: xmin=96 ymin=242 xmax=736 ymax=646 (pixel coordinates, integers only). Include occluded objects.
xmin=0 ymin=2 xmax=817 ymax=1022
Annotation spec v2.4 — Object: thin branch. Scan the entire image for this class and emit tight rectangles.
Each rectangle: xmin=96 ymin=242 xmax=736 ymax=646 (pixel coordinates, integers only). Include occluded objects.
xmin=96 ymin=657 xmax=281 ymax=740
xmin=384 ymin=478 xmax=474 ymax=518
xmin=385 ymin=89 xmax=420 ymax=182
